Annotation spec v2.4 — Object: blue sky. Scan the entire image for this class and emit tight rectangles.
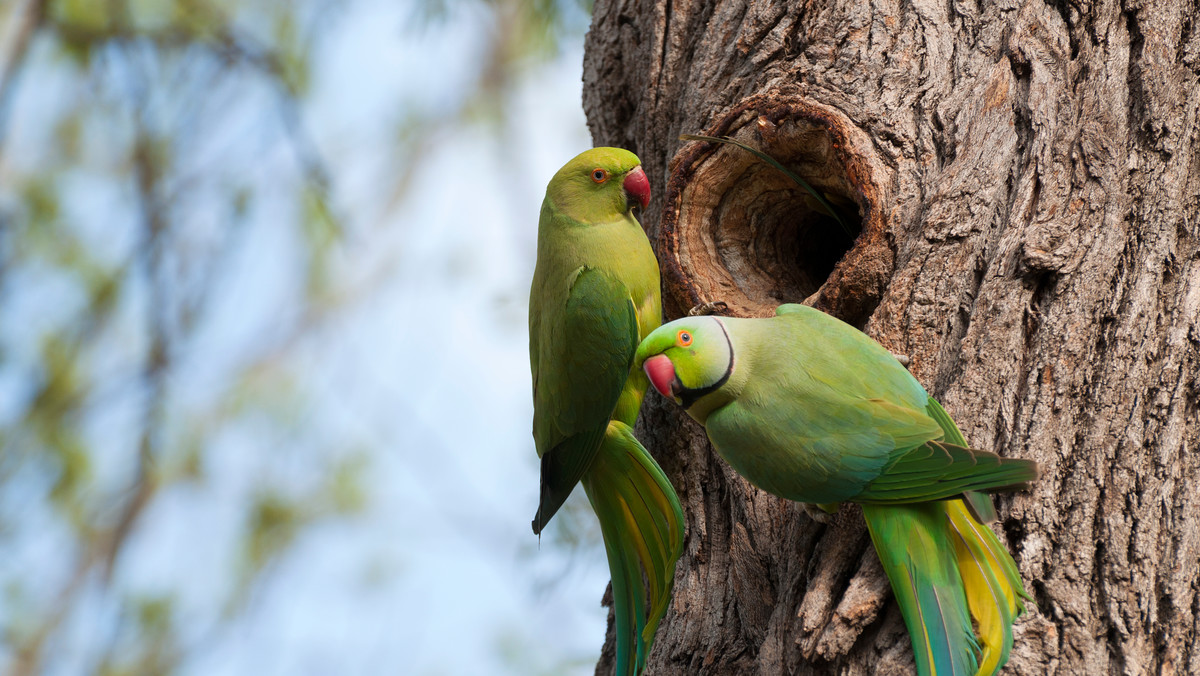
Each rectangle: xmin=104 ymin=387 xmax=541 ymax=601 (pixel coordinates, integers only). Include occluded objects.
xmin=0 ymin=1 xmax=613 ymax=674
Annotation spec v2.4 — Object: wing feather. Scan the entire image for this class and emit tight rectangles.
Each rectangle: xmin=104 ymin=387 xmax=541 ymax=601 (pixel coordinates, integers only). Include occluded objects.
xmin=530 ymin=267 xmax=639 ymax=533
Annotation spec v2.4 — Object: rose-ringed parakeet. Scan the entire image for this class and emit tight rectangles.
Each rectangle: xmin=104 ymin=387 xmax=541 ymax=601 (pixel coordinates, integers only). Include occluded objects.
xmin=529 ymin=147 xmax=684 ymax=675
xmin=635 ymin=303 xmax=1039 ymax=676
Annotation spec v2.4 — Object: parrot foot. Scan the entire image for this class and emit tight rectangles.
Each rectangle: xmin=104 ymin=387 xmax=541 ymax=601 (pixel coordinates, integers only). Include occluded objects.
xmin=799 ymin=502 xmax=836 ymax=524
xmin=688 ymin=301 xmax=729 ymax=316
xmin=892 ymin=353 xmax=912 ymax=368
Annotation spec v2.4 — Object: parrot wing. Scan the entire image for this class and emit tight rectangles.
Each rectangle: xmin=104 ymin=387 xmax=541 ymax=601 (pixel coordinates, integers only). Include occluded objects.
xmin=531 ymin=266 xmax=639 ymax=534
xmin=856 ymin=440 xmax=1040 ymax=504
xmin=704 ymin=393 xmax=943 ymax=503
xmin=923 ymin=398 xmax=997 ymax=522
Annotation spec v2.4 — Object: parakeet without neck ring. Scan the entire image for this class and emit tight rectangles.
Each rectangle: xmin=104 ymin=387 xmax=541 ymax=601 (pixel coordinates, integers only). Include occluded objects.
xmin=529 ymin=148 xmax=684 ymax=676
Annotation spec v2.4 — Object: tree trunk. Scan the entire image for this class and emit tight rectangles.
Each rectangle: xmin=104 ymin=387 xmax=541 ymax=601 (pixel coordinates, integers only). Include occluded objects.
xmin=583 ymin=1 xmax=1200 ymax=674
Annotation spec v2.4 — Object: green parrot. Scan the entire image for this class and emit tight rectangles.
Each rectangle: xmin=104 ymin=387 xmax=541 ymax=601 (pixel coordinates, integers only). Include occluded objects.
xmin=529 ymin=147 xmax=685 ymax=675
xmin=634 ymin=303 xmax=1039 ymax=676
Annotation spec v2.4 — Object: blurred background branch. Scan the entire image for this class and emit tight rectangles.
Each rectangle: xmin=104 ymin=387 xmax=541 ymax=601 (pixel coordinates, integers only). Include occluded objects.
xmin=0 ymin=0 xmax=47 ymax=148
xmin=0 ymin=1 xmax=598 ymax=675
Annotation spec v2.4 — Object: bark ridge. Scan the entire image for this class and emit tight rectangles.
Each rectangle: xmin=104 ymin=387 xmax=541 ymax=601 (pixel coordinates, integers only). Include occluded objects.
xmin=585 ymin=0 xmax=1200 ymax=674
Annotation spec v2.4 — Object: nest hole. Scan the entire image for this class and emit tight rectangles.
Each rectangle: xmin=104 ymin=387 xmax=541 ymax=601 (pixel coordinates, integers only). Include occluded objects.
xmin=663 ymin=106 xmax=880 ymax=319
xmin=711 ymin=160 xmax=862 ymax=304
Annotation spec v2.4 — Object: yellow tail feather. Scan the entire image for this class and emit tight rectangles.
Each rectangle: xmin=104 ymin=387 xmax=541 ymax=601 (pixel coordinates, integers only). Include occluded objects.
xmin=946 ymin=499 xmax=1029 ymax=676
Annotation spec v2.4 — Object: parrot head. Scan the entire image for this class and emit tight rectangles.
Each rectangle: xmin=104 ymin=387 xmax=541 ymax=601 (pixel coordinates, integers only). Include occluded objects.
xmin=635 ymin=316 xmax=735 ymax=412
xmin=546 ymin=147 xmax=651 ymax=221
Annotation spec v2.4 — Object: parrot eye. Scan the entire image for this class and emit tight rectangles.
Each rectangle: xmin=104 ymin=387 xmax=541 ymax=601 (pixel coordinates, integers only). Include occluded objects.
xmin=591 ymin=168 xmax=609 ymax=183
xmin=677 ymin=330 xmax=693 ymax=347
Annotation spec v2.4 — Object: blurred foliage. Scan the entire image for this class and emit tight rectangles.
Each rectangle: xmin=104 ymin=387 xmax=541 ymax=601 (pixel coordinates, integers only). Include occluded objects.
xmin=0 ymin=0 xmax=588 ymax=675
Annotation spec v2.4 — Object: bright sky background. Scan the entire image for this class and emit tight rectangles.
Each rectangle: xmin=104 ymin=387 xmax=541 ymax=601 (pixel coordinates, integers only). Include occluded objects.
xmin=0 ymin=1 xmax=612 ymax=674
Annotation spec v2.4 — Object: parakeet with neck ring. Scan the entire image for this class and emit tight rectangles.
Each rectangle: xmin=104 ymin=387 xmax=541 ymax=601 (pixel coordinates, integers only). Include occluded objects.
xmin=636 ymin=303 xmax=1038 ymax=676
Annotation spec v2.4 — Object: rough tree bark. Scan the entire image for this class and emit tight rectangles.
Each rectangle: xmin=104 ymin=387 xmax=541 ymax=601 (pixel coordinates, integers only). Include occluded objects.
xmin=582 ymin=1 xmax=1199 ymax=674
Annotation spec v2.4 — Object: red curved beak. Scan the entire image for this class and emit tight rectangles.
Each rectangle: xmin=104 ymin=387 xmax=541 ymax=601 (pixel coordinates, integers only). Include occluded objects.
xmin=643 ymin=354 xmax=677 ymax=399
xmin=623 ymin=166 xmax=651 ymax=210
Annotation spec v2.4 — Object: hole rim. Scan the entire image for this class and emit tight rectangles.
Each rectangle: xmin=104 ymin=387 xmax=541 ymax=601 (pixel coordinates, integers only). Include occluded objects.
xmin=660 ymin=91 xmax=892 ymax=324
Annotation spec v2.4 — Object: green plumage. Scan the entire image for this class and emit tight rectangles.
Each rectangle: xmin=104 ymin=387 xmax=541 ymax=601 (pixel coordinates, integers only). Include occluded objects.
xmin=529 ymin=148 xmax=684 ymax=676
xmin=635 ymin=303 xmax=1038 ymax=676
xmin=583 ymin=422 xmax=684 ymax=673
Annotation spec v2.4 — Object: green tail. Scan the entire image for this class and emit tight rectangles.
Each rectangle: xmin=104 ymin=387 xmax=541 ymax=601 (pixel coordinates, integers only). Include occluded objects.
xmin=863 ymin=502 xmax=980 ymax=676
xmin=926 ymin=398 xmax=1031 ymax=675
xmin=581 ymin=421 xmax=685 ymax=676
xmin=862 ymin=497 xmax=1030 ymax=676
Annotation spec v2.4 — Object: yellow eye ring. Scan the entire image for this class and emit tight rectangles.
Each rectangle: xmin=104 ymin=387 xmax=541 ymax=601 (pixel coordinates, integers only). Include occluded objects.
xmin=590 ymin=168 xmax=608 ymax=183
xmin=677 ymin=330 xmax=693 ymax=347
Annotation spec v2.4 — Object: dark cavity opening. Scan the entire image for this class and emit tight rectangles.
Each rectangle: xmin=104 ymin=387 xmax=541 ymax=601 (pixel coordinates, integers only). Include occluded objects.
xmin=663 ymin=102 xmax=886 ymax=320
xmin=710 ymin=158 xmax=863 ymax=305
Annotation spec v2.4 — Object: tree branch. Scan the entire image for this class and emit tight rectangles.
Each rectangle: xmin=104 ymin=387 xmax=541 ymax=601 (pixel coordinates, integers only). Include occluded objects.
xmin=0 ymin=0 xmax=45 ymax=152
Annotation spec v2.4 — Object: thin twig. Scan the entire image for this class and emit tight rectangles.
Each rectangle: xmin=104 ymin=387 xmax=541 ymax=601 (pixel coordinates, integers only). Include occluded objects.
xmin=0 ymin=0 xmax=47 ymax=153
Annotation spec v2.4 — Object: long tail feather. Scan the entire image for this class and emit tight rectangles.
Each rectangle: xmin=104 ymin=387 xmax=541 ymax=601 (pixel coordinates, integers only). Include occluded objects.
xmin=946 ymin=499 xmax=1029 ymax=676
xmin=862 ymin=503 xmax=979 ymax=676
xmin=581 ymin=421 xmax=685 ymax=675
xmin=924 ymin=396 xmax=1032 ymax=675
